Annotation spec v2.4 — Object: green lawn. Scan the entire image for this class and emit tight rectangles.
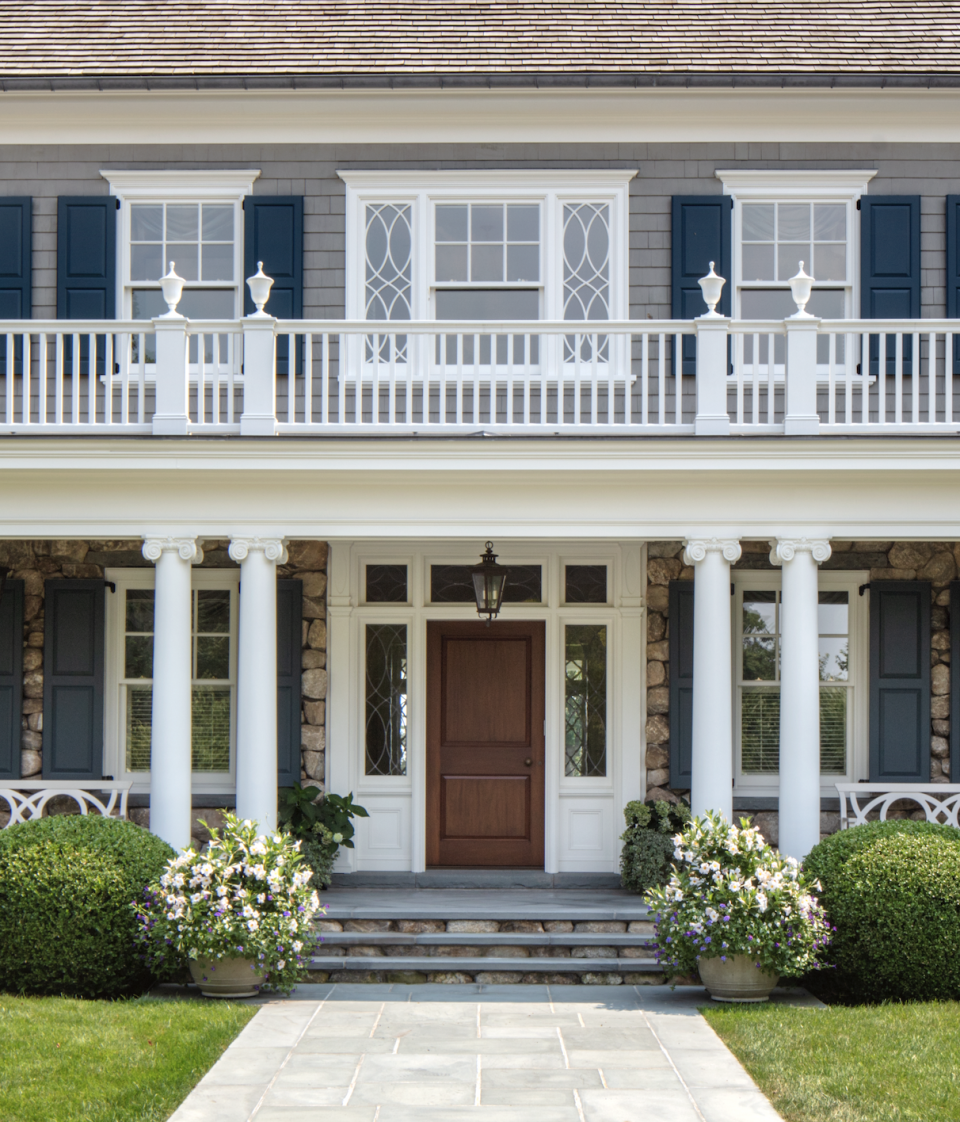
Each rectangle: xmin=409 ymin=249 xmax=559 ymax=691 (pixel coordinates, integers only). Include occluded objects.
xmin=0 ymin=994 xmax=257 ymax=1122
xmin=703 ymin=1001 xmax=960 ymax=1122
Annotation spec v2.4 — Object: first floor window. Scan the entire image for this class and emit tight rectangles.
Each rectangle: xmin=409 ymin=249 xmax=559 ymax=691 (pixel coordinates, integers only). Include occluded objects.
xmin=564 ymin=623 xmax=607 ymax=777
xmin=110 ymin=572 xmax=238 ymax=781
xmin=737 ymin=577 xmax=857 ymax=783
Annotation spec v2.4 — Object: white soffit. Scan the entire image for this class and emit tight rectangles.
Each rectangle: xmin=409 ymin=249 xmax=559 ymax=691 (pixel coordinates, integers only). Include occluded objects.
xmin=1 ymin=89 xmax=960 ymax=145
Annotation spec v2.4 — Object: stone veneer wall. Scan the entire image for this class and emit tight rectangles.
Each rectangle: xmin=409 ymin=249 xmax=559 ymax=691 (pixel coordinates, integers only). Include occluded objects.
xmin=0 ymin=539 xmax=329 ymax=849
xmin=643 ymin=540 xmax=956 ymax=845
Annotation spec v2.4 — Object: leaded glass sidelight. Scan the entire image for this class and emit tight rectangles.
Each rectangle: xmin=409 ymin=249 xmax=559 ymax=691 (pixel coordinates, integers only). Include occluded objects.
xmin=365 ymin=203 xmax=412 ymax=363
xmin=563 ymin=202 xmax=611 ymax=363
xmin=565 ymin=624 xmax=607 ymax=777
xmin=365 ymin=624 xmax=408 ymax=776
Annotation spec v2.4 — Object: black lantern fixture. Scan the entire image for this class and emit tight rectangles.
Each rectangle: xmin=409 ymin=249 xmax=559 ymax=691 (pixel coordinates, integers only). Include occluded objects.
xmin=471 ymin=542 xmax=508 ymax=626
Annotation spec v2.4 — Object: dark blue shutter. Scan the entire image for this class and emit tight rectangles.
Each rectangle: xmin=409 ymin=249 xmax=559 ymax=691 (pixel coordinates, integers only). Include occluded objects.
xmin=244 ymin=197 xmax=303 ymax=377
xmin=951 ymin=581 xmax=960 ymax=783
xmin=668 ymin=581 xmax=695 ymax=788
xmin=277 ymin=579 xmax=303 ymax=786
xmin=57 ymin=197 xmax=116 ymax=320
xmin=869 ymin=581 xmax=930 ymax=782
xmin=0 ymin=198 xmax=32 ymax=376
xmin=860 ymin=196 xmax=920 ymax=377
xmin=947 ymin=197 xmax=960 ymax=376
xmin=42 ymin=579 xmax=105 ymax=780
xmin=671 ymin=196 xmax=732 ymax=377
xmin=0 ymin=580 xmax=24 ymax=780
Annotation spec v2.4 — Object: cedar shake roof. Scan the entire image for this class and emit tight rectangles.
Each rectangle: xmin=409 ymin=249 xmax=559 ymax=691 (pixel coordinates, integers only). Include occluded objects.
xmin=1 ymin=0 xmax=959 ymax=86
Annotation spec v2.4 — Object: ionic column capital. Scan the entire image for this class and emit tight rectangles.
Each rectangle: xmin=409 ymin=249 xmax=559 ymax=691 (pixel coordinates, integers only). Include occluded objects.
xmin=228 ymin=536 xmax=288 ymax=565
xmin=142 ymin=536 xmax=204 ymax=564
xmin=769 ymin=537 xmax=832 ymax=566
xmin=683 ymin=537 xmax=742 ymax=566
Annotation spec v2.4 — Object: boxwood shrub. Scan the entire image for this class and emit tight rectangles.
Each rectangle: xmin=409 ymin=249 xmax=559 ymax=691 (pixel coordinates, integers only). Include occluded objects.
xmin=620 ymin=799 xmax=690 ymax=895
xmin=0 ymin=814 xmax=176 ymax=998
xmin=805 ymin=820 xmax=960 ymax=1002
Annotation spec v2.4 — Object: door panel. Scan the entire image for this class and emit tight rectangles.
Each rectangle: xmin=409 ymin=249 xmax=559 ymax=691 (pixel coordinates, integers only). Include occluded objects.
xmin=427 ymin=620 xmax=545 ymax=867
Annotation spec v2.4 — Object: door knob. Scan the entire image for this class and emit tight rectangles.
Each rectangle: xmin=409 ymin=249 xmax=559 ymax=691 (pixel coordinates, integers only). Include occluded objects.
xmin=524 ymin=758 xmax=533 ymax=767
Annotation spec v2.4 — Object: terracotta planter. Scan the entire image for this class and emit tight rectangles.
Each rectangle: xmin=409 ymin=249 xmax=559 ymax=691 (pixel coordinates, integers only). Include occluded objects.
xmin=189 ymin=956 xmax=265 ymax=998
xmin=698 ymin=954 xmax=779 ymax=1002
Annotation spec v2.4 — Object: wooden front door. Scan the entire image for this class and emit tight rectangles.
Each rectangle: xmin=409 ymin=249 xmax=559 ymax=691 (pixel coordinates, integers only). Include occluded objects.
xmin=426 ymin=620 xmax=545 ymax=867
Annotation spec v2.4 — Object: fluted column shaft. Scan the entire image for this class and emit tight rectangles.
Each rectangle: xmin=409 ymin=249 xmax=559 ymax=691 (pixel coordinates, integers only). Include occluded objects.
xmin=772 ymin=536 xmax=832 ymax=859
xmin=143 ymin=536 xmax=203 ymax=850
xmin=684 ymin=538 xmax=741 ymax=821
xmin=229 ymin=537 xmax=287 ymax=834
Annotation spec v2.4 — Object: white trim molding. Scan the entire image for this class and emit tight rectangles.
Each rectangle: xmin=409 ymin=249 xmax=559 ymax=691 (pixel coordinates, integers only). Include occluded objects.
xmin=228 ymin=536 xmax=289 ymax=565
xmin=683 ymin=537 xmax=743 ymax=565
xmin=142 ymin=536 xmax=205 ymax=564
xmin=100 ymin=169 xmax=261 ymax=200
xmin=769 ymin=537 xmax=833 ymax=565
xmin=715 ymin=169 xmax=877 ymax=199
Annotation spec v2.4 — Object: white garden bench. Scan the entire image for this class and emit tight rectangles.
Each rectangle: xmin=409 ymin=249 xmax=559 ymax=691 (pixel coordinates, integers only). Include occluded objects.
xmin=0 ymin=780 xmax=133 ymax=826
xmin=836 ymin=783 xmax=960 ymax=830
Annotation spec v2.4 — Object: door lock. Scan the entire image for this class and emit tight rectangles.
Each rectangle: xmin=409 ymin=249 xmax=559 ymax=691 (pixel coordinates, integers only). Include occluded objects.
xmin=524 ymin=758 xmax=533 ymax=767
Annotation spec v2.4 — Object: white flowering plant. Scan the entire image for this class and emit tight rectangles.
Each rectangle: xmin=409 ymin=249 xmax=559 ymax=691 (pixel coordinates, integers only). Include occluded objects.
xmin=133 ymin=813 xmax=324 ymax=995
xmin=644 ymin=811 xmax=832 ymax=979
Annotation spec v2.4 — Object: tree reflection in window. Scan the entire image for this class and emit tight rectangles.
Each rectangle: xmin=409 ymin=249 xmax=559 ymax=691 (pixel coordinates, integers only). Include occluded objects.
xmin=365 ymin=624 xmax=407 ymax=776
xmin=565 ymin=624 xmax=607 ymax=777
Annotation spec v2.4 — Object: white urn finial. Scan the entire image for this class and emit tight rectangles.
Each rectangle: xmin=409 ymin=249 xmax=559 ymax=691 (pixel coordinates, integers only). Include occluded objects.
xmin=159 ymin=261 xmax=185 ymax=317
xmin=697 ymin=261 xmax=726 ymax=318
xmin=246 ymin=261 xmax=274 ymax=317
xmin=789 ymin=261 xmax=815 ymax=318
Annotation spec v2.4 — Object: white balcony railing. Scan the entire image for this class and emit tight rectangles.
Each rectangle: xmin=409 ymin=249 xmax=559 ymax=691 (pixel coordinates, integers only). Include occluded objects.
xmin=0 ymin=306 xmax=957 ymax=438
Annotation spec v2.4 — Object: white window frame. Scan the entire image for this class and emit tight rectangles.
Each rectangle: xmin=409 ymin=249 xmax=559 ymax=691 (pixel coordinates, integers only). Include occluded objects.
xmin=104 ymin=566 xmax=241 ymax=795
xmin=717 ymin=170 xmax=876 ymax=322
xmin=732 ymin=568 xmax=869 ymax=798
xmin=339 ymin=170 xmax=634 ymax=380
xmin=101 ymin=170 xmax=260 ymax=322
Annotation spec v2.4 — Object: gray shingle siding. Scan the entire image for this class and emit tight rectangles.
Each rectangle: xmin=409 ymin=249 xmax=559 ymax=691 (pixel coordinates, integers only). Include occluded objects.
xmin=4 ymin=141 xmax=960 ymax=319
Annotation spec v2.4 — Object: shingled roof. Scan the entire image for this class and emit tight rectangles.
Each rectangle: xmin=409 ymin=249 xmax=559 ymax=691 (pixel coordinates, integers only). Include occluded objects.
xmin=1 ymin=0 xmax=959 ymax=86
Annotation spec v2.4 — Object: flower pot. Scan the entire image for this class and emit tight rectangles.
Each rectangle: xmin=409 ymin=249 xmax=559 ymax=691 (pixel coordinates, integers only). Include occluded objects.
xmin=698 ymin=955 xmax=779 ymax=1002
xmin=189 ymin=956 xmax=265 ymax=998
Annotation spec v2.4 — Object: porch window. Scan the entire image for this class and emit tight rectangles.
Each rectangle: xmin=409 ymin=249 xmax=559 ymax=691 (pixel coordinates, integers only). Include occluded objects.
xmin=365 ymin=623 xmax=408 ymax=776
xmin=564 ymin=624 xmax=607 ymax=777
xmin=737 ymin=582 xmax=857 ymax=781
xmin=120 ymin=585 xmax=236 ymax=775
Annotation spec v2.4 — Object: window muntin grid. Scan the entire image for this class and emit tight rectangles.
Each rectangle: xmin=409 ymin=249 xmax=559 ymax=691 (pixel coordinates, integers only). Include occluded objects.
xmin=435 ymin=202 xmax=540 ymax=286
xmin=564 ymin=624 xmax=607 ymax=777
xmin=130 ymin=202 xmax=235 ymax=283
xmin=738 ymin=588 xmax=851 ymax=777
xmin=121 ymin=586 xmax=235 ymax=774
xmin=365 ymin=624 xmax=408 ymax=777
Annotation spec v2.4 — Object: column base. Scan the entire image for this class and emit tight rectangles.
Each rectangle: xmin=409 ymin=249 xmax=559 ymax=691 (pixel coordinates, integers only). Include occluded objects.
xmin=694 ymin=414 xmax=732 ymax=436
xmin=784 ymin=415 xmax=820 ymax=436
xmin=240 ymin=414 xmax=279 ymax=436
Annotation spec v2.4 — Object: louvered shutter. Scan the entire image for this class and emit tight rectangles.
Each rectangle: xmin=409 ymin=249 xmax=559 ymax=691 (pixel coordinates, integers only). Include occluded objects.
xmin=947 ymin=197 xmax=960 ymax=376
xmin=42 ymin=579 xmax=106 ymax=780
xmin=860 ymin=196 xmax=920 ymax=377
xmin=668 ymin=581 xmax=695 ymax=788
xmin=277 ymin=579 xmax=303 ymax=787
xmin=0 ymin=580 xmax=24 ymax=779
xmin=0 ymin=198 xmax=32 ymax=376
xmin=671 ymin=196 xmax=732 ymax=377
xmin=869 ymin=581 xmax=930 ymax=782
xmin=244 ymin=197 xmax=303 ymax=377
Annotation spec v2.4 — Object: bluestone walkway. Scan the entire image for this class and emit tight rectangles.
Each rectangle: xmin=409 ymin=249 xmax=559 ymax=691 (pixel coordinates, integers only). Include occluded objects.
xmin=167 ymin=983 xmax=819 ymax=1122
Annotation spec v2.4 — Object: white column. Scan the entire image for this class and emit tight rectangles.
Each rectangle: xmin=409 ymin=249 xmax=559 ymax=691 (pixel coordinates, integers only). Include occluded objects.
xmin=771 ymin=536 xmax=832 ymax=860
xmin=229 ymin=536 xmax=287 ymax=834
xmin=684 ymin=538 xmax=741 ymax=820
xmin=143 ymin=536 xmax=203 ymax=850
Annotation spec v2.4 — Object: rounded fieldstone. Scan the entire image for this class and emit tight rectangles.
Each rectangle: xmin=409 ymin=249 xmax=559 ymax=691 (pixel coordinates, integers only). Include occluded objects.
xmin=932 ymin=695 xmax=950 ymax=720
xmin=474 ymin=972 xmax=522 ymax=984
xmin=647 ymin=686 xmax=669 ymax=714
xmin=646 ymin=660 xmax=666 ymax=688
xmin=572 ymin=946 xmax=618 ymax=959
xmin=302 ymin=668 xmax=328 ymax=700
xmin=645 ymin=586 xmax=669 ymax=612
xmin=286 ymin=541 xmax=328 ymax=571
xmin=579 ymin=973 xmax=622 ymax=985
xmin=647 ymin=640 xmax=670 ymax=661
xmin=301 ymin=596 xmax=325 ymax=620
xmin=889 ymin=542 xmax=934 ymax=570
xmin=645 ymin=744 xmax=669 ymax=770
xmin=646 ymin=767 xmax=670 ymax=788
xmin=302 ymin=750 xmax=324 ymax=780
xmin=645 ymin=714 xmax=670 ymax=744
xmin=574 ymin=921 xmax=627 ymax=933
xmin=307 ymin=619 xmax=327 ymax=650
xmin=933 ymin=719 xmax=951 ymax=736
xmin=543 ymin=921 xmax=574 ymax=933
xmin=921 ymin=552 xmax=957 ymax=585
xmin=647 ymin=543 xmax=683 ymax=559
xmin=932 ymin=736 xmax=949 ymax=758
xmin=301 ymin=572 xmax=327 ymax=599
xmin=301 ymin=725 xmax=325 ymax=752
xmin=647 ymin=558 xmax=682 ymax=585
xmin=932 ymin=664 xmax=950 ymax=696
xmin=20 ymin=749 xmax=41 ymax=777
xmin=932 ymin=630 xmax=951 ymax=651
xmin=22 ymin=648 xmax=42 ymax=672
xmin=446 ymin=920 xmax=500 ymax=933
xmin=20 ymin=730 xmax=41 ymax=751
xmin=647 ymin=612 xmax=666 ymax=642
xmin=303 ymin=700 xmax=325 ymax=725
xmin=427 ymin=972 xmax=474 ymax=983
xmin=344 ymin=919 xmax=396 ymax=932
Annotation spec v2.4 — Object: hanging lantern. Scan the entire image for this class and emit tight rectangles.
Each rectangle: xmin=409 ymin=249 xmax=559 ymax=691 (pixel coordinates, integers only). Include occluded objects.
xmin=471 ymin=542 xmax=508 ymax=625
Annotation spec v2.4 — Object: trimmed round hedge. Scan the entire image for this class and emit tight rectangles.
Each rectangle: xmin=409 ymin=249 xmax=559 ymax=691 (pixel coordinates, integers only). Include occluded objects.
xmin=805 ymin=820 xmax=960 ymax=1002
xmin=0 ymin=814 xmax=176 ymax=998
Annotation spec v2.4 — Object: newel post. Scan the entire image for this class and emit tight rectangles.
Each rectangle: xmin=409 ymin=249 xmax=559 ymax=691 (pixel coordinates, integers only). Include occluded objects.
xmin=240 ymin=262 xmax=278 ymax=436
xmin=784 ymin=262 xmax=821 ymax=436
xmin=152 ymin=262 xmax=190 ymax=436
xmin=693 ymin=262 xmax=731 ymax=435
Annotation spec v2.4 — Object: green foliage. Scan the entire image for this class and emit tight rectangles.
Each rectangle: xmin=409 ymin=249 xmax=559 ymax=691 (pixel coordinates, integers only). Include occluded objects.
xmin=316 ymin=791 xmax=370 ymax=849
xmin=278 ymin=785 xmax=369 ymax=886
xmin=0 ymin=994 xmax=256 ymax=1122
xmin=646 ymin=812 xmax=832 ymax=979
xmin=0 ymin=815 xmax=176 ymax=998
xmin=806 ymin=825 xmax=960 ymax=1002
xmin=136 ymin=813 xmax=322 ymax=995
xmin=619 ymin=798 xmax=691 ymax=894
